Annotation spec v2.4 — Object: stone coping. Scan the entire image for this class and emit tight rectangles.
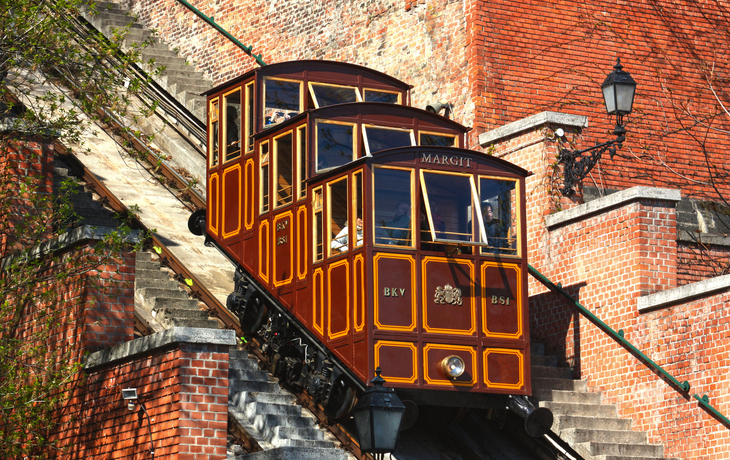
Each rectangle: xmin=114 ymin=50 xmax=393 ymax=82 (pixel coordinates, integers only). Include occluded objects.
xmin=1 ymin=225 xmax=142 ymax=270
xmin=478 ymin=111 xmax=588 ymax=147
xmin=638 ymin=274 xmax=730 ymax=312
xmin=545 ymin=186 xmax=682 ymax=229
xmin=84 ymin=327 xmax=237 ymax=369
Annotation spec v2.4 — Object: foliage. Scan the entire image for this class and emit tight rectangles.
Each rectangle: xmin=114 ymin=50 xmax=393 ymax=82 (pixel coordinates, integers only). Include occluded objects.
xmin=0 ymin=0 xmax=160 ymax=143
xmin=0 ymin=0 xmax=154 ymax=456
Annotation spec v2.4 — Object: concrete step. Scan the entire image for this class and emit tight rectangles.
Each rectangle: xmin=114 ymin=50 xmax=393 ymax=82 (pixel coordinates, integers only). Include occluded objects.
xmin=535 ymin=389 xmax=601 ymax=404
xmin=167 ymin=81 xmax=210 ymax=97
xmin=575 ymin=441 xmax=664 ymax=458
xmin=169 ymin=317 xmax=220 ymax=328
xmin=230 ymin=367 xmax=278 ymax=383
xmin=264 ymin=426 xmax=326 ymax=443
xmin=135 ymin=267 xmax=172 ymax=280
xmin=138 ymin=287 xmax=189 ymax=300
xmin=150 ymin=296 xmax=200 ymax=310
xmin=135 ymin=276 xmax=180 ymax=290
xmin=230 ymin=379 xmax=281 ymax=395
xmin=152 ymin=306 xmax=208 ymax=321
xmin=532 ymin=365 xmax=573 ymax=379
xmin=555 ymin=415 xmax=632 ymax=432
xmin=235 ymin=446 xmax=350 ymax=460
xmin=244 ymin=402 xmax=304 ymax=421
xmin=530 ymin=353 xmax=559 ymax=367
xmin=541 ymin=401 xmax=617 ymax=418
xmin=532 ymin=377 xmax=587 ymax=392
xmin=560 ymin=427 xmax=647 ymax=445
xmin=230 ymin=391 xmax=296 ymax=408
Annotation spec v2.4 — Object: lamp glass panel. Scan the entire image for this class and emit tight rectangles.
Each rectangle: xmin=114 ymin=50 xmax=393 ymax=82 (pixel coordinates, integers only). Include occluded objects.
xmin=372 ymin=409 xmax=402 ymax=451
xmin=602 ymin=85 xmax=616 ymax=115
xmin=615 ymin=83 xmax=635 ymax=114
xmin=353 ymin=409 xmax=373 ymax=452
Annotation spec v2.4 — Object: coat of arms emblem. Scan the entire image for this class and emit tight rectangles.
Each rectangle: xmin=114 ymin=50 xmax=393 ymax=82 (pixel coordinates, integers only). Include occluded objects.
xmin=434 ymin=283 xmax=463 ymax=305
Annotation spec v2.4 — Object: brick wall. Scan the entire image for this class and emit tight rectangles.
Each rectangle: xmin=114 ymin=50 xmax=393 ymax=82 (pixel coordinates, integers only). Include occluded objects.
xmin=56 ymin=340 xmax=231 ymax=460
xmin=114 ymin=0 xmax=472 ymax=138
xmin=112 ymin=0 xmax=730 ymax=204
xmin=488 ymin=117 xmax=730 ymax=459
xmin=0 ymin=138 xmax=55 ymax=257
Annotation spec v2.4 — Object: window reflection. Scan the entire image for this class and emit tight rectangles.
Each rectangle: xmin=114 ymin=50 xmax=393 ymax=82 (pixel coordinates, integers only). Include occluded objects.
xmin=363 ymin=126 xmax=413 ymax=155
xmin=421 ymin=172 xmax=475 ymax=243
xmin=264 ymin=78 xmax=301 ymax=126
xmin=224 ymin=89 xmax=241 ymax=161
xmin=310 ymin=83 xmax=359 ymax=107
xmin=374 ymin=167 xmax=412 ymax=247
xmin=209 ymin=99 xmax=219 ymax=166
xmin=275 ymin=132 xmax=293 ymax=207
xmin=316 ymin=121 xmax=355 ymax=171
xmin=419 ymin=132 xmax=456 ymax=147
xmin=364 ymin=89 xmax=400 ymax=104
xmin=328 ymin=178 xmax=349 ymax=255
xmin=479 ymin=178 xmax=518 ymax=255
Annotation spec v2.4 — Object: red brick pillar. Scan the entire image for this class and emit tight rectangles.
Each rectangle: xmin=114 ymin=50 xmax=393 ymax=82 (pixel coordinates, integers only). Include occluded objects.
xmin=0 ymin=137 xmax=55 ymax=257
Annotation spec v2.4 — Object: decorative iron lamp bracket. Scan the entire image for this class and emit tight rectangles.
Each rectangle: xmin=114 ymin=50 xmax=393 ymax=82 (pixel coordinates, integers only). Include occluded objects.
xmin=557 ymin=58 xmax=636 ymax=196
xmin=558 ymin=126 xmax=625 ymax=196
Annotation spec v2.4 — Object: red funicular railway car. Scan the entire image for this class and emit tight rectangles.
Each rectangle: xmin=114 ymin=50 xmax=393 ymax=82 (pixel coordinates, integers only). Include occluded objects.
xmin=190 ymin=60 xmax=534 ymax=422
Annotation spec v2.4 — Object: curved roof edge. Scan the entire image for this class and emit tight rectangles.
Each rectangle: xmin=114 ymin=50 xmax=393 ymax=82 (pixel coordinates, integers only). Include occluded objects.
xmin=204 ymin=59 xmax=413 ymax=96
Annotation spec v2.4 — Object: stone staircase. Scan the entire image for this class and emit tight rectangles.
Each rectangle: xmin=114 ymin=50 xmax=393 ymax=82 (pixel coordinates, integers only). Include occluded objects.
xmin=227 ymin=348 xmax=352 ymax=460
xmin=134 ymin=251 xmax=221 ymax=330
xmin=531 ymin=345 xmax=676 ymax=460
xmin=54 ymin=156 xmax=122 ymax=229
xmin=81 ymin=1 xmax=211 ymax=121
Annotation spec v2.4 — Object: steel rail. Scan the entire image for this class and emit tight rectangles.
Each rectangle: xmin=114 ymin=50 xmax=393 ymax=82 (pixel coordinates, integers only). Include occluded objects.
xmin=528 ymin=264 xmax=730 ymax=429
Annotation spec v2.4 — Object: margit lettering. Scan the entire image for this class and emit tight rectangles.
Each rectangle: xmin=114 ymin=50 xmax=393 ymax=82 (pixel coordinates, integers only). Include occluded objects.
xmin=421 ymin=153 xmax=472 ymax=168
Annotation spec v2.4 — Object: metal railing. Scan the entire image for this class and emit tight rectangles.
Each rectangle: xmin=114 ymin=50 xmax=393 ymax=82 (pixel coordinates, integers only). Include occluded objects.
xmin=528 ymin=264 xmax=730 ymax=429
xmin=174 ymin=0 xmax=267 ymax=67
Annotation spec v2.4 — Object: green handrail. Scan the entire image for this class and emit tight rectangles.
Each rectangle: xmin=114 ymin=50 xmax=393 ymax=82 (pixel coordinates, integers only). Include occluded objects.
xmin=174 ymin=0 xmax=266 ymax=67
xmin=528 ymin=264 xmax=730 ymax=428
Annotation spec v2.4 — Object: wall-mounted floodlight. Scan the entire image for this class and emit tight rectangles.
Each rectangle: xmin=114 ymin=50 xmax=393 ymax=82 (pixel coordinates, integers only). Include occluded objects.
xmin=121 ymin=388 xmax=155 ymax=457
xmin=122 ymin=388 xmax=138 ymax=411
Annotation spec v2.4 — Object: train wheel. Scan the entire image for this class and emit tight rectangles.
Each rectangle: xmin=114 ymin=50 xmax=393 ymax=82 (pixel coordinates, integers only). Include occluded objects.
xmin=324 ymin=375 xmax=356 ymax=420
xmin=240 ymin=292 xmax=267 ymax=335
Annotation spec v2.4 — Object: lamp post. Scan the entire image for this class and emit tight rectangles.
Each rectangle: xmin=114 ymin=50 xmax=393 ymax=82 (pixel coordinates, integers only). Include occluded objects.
xmin=352 ymin=368 xmax=406 ymax=460
xmin=558 ymin=58 xmax=637 ymax=196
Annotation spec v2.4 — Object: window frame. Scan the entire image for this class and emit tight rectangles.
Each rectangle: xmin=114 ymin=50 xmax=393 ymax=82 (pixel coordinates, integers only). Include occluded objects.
xmin=419 ymin=170 xmax=487 ymax=247
xmin=372 ymin=165 xmax=416 ymax=249
xmin=362 ymin=124 xmax=415 ymax=156
xmin=478 ymin=175 xmax=521 ymax=257
xmin=327 ymin=176 xmax=350 ymax=258
xmin=222 ymin=87 xmax=242 ymax=163
xmin=273 ymin=130 xmax=294 ymax=209
xmin=208 ymin=97 xmax=220 ymax=168
xmin=259 ymin=140 xmax=270 ymax=215
xmin=308 ymin=82 xmax=362 ymax=109
xmin=314 ymin=119 xmax=358 ymax=173
xmin=244 ymin=81 xmax=255 ymax=154
xmin=418 ymin=130 xmax=457 ymax=148
xmin=312 ymin=186 xmax=324 ymax=263
xmin=296 ymin=124 xmax=308 ymax=201
xmin=363 ymin=88 xmax=401 ymax=104
xmin=262 ymin=77 xmax=303 ymax=128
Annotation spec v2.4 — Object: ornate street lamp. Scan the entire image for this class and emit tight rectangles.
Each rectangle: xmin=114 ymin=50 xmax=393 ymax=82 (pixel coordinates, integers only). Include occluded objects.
xmin=558 ymin=58 xmax=637 ymax=196
xmin=352 ymin=368 xmax=406 ymax=460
